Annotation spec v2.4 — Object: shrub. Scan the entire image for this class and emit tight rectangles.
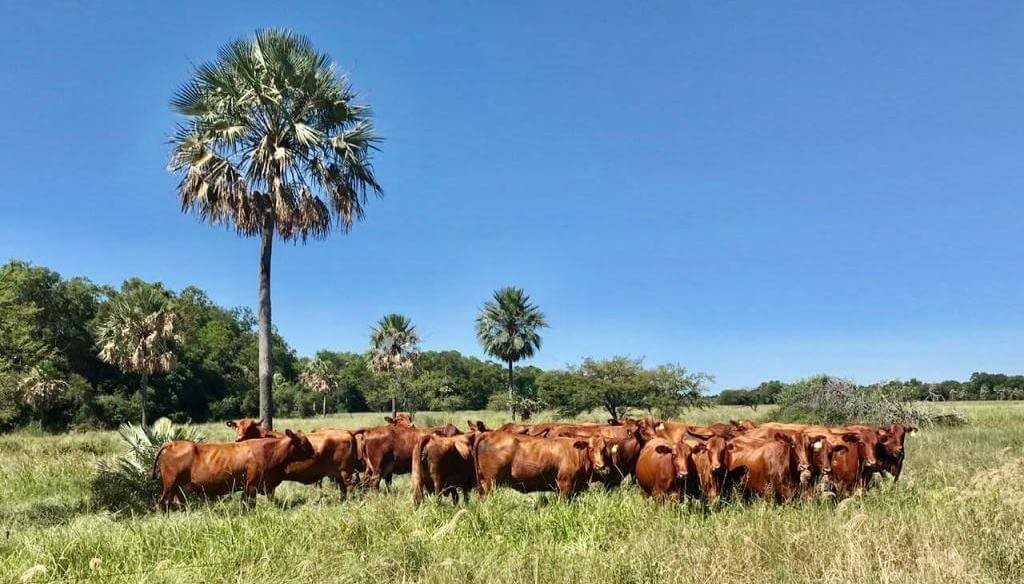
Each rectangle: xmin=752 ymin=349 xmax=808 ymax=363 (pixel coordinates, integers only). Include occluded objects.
xmin=90 ymin=417 xmax=205 ymax=512
xmin=774 ymin=375 xmax=931 ymax=426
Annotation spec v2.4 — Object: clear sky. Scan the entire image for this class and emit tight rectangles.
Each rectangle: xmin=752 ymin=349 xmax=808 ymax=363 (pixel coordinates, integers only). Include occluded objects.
xmin=2 ymin=2 xmax=1022 ymax=389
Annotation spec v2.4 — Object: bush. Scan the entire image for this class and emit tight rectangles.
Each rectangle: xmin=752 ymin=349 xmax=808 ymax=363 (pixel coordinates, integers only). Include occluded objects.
xmin=91 ymin=417 xmax=205 ymax=512
xmin=774 ymin=375 xmax=930 ymax=426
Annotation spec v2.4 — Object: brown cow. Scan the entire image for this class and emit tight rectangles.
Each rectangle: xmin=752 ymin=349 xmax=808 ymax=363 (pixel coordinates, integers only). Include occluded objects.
xmin=229 ymin=419 xmax=359 ymax=495
xmin=723 ymin=433 xmax=800 ymax=503
xmin=355 ymin=423 xmax=430 ymax=489
xmin=474 ymin=432 xmax=609 ymax=498
xmin=875 ymin=423 xmax=914 ymax=481
xmin=546 ymin=420 xmax=643 ymax=488
xmin=683 ymin=434 xmax=726 ymax=500
xmin=152 ymin=430 xmax=315 ymax=510
xmin=634 ymin=437 xmax=695 ymax=501
xmin=226 ymin=418 xmax=280 ymax=441
xmin=411 ymin=433 xmax=476 ymax=505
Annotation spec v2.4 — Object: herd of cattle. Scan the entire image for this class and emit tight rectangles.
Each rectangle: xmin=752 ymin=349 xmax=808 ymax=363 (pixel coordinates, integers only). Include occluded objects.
xmin=151 ymin=413 xmax=914 ymax=510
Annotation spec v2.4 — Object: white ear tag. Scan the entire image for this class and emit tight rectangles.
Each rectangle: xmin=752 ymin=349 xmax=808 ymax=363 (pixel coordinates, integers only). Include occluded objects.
xmin=611 ymin=444 xmax=619 ymax=453
xmin=813 ymin=441 xmax=823 ymax=451
xmin=656 ymin=423 xmax=665 ymax=431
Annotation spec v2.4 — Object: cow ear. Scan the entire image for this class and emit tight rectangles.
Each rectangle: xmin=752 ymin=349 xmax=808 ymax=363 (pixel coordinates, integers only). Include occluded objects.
xmin=226 ymin=421 xmax=237 ymax=428
xmin=691 ymin=443 xmax=707 ymax=453
xmin=384 ymin=416 xmax=395 ymax=424
xmin=573 ymin=440 xmax=589 ymax=450
xmin=842 ymin=433 xmax=862 ymax=443
xmin=284 ymin=429 xmax=296 ymax=438
xmin=254 ymin=418 xmax=263 ymax=426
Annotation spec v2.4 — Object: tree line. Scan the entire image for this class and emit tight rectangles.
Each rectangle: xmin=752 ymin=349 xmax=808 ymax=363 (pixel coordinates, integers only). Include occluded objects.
xmin=717 ymin=373 xmax=1024 ymax=408
xmin=0 ymin=259 xmax=702 ymax=432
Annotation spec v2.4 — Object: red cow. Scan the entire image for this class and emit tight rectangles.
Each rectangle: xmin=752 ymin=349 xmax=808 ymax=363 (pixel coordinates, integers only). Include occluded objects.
xmin=411 ymin=433 xmax=476 ymax=505
xmin=474 ymin=432 xmax=609 ymax=498
xmin=152 ymin=430 xmax=315 ymax=510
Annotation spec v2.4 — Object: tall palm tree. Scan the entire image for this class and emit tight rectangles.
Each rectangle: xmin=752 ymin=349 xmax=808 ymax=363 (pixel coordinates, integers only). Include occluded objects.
xmin=96 ymin=287 xmax=181 ymax=426
xmin=369 ymin=313 xmax=420 ymax=416
xmin=475 ymin=287 xmax=548 ymax=420
xmin=168 ymin=29 xmax=382 ymax=430
xmin=300 ymin=357 xmax=337 ymax=417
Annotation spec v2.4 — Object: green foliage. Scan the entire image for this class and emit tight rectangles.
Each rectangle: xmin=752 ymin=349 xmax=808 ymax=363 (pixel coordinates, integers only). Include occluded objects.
xmin=537 ymin=356 xmax=709 ymax=421
xmin=717 ymin=380 xmax=784 ymax=409
xmin=90 ymin=417 xmax=205 ymax=512
xmin=475 ymin=287 xmax=547 ymax=368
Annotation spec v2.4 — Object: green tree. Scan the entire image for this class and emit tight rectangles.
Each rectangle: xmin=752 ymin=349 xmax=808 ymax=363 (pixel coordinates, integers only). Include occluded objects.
xmin=538 ymin=357 xmax=709 ymax=421
xmin=300 ymin=357 xmax=338 ymax=417
xmin=369 ymin=314 xmax=421 ymax=415
xmin=475 ymin=287 xmax=548 ymax=420
xmin=96 ymin=287 xmax=182 ymax=426
xmin=168 ymin=29 xmax=382 ymax=429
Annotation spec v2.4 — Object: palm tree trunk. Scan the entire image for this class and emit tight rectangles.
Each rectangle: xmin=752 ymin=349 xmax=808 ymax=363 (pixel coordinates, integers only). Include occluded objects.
xmin=323 ymin=394 xmax=327 ymax=418
xmin=507 ymin=360 xmax=515 ymax=421
xmin=140 ymin=371 xmax=148 ymax=427
xmin=258 ymin=218 xmax=275 ymax=430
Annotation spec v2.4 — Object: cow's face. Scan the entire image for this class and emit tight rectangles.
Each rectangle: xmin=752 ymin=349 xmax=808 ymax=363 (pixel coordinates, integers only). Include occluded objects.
xmin=284 ymin=429 xmax=315 ymax=460
xmin=227 ymin=418 xmax=264 ymax=442
xmin=689 ymin=443 xmax=718 ymax=498
xmin=849 ymin=431 xmax=879 ymax=468
xmin=581 ymin=436 xmax=609 ymax=473
xmin=880 ymin=424 xmax=911 ymax=458
xmin=705 ymin=436 xmax=728 ymax=474
xmin=808 ymin=434 xmax=832 ymax=475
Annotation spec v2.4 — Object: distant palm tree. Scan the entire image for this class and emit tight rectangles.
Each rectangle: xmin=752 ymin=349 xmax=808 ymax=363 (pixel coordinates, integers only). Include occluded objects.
xmin=300 ymin=358 xmax=337 ymax=417
xmin=168 ymin=29 xmax=382 ymax=429
xmin=369 ymin=314 xmax=420 ymax=416
xmin=475 ymin=287 xmax=548 ymax=420
xmin=96 ymin=288 xmax=181 ymax=426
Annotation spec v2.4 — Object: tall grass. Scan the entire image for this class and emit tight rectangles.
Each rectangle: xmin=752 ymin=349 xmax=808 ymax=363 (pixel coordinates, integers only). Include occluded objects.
xmin=1 ymin=403 xmax=1022 ymax=583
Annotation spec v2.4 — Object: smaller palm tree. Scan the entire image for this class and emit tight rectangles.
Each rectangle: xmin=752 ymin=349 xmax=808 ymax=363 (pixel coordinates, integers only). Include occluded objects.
xmin=19 ymin=364 xmax=67 ymax=408
xmin=96 ymin=287 xmax=181 ymax=426
xmin=300 ymin=358 xmax=338 ymax=417
xmin=476 ymin=287 xmax=548 ymax=421
xmin=369 ymin=314 xmax=420 ymax=415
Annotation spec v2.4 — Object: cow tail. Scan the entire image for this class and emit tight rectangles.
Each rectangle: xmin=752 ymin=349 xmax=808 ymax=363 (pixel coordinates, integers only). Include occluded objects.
xmin=151 ymin=442 xmax=170 ymax=480
xmin=411 ymin=433 xmax=431 ymax=505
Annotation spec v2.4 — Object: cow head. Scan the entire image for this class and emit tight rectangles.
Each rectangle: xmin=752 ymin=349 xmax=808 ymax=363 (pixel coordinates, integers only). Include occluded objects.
xmin=385 ymin=413 xmax=415 ymax=427
xmin=576 ymin=436 xmax=609 ymax=474
xmin=633 ymin=423 xmax=658 ymax=445
xmin=704 ymin=436 xmax=728 ymax=474
xmin=655 ymin=440 xmax=692 ymax=481
xmin=227 ymin=418 xmax=266 ymax=442
xmin=731 ymin=419 xmax=758 ymax=431
xmin=808 ymin=434 xmax=832 ymax=475
xmin=689 ymin=442 xmax=719 ymax=498
xmin=843 ymin=430 xmax=878 ymax=468
xmin=880 ymin=424 xmax=911 ymax=458
xmin=284 ymin=429 xmax=315 ymax=460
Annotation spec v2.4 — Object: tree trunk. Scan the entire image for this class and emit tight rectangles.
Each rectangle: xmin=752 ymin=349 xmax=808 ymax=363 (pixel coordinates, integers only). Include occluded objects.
xmin=391 ymin=396 xmax=397 ymax=418
xmin=140 ymin=371 xmax=148 ymax=427
xmin=258 ymin=218 xmax=275 ymax=430
xmin=507 ymin=360 xmax=515 ymax=421
xmin=323 ymin=394 xmax=327 ymax=418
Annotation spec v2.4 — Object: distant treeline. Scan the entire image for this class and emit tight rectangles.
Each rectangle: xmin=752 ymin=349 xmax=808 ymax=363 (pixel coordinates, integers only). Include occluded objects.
xmin=1 ymin=258 xmax=1020 ymax=432
xmin=717 ymin=373 xmax=1024 ymax=408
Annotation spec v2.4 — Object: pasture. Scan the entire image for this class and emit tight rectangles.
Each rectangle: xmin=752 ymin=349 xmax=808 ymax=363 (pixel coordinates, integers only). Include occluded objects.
xmin=1 ymin=402 xmax=1023 ymax=583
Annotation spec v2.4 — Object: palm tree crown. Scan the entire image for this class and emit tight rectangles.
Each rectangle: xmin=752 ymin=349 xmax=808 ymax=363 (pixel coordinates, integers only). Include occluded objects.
xmin=369 ymin=313 xmax=421 ymax=374
xmin=168 ymin=29 xmax=382 ymax=240
xmin=96 ymin=288 xmax=180 ymax=376
xmin=96 ymin=287 xmax=181 ymax=425
xmin=475 ymin=287 xmax=547 ymax=365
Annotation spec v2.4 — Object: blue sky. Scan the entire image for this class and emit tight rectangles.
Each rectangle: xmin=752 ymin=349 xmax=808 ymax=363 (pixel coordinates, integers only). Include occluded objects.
xmin=2 ymin=2 xmax=1023 ymax=389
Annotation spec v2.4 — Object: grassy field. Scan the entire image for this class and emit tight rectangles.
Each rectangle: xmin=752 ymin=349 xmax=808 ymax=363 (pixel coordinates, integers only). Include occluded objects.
xmin=1 ymin=403 xmax=1022 ymax=583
